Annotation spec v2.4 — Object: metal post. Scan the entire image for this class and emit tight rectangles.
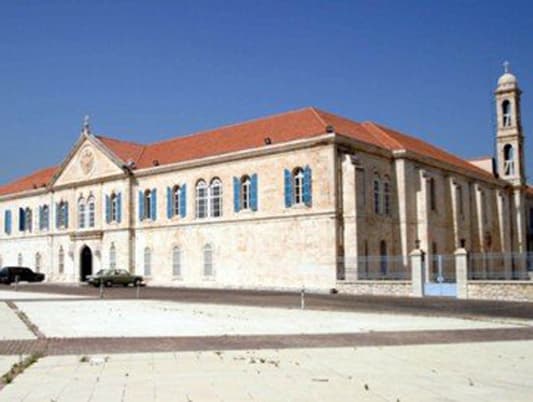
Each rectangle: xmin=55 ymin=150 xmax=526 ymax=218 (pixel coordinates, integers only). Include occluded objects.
xmin=136 ymin=282 xmax=140 ymax=299
xmin=99 ymin=281 xmax=104 ymax=299
xmin=300 ymin=287 xmax=305 ymax=310
xmin=14 ymin=275 xmax=19 ymax=291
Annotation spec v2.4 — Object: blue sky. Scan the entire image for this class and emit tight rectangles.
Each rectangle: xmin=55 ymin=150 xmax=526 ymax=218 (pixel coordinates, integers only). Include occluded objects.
xmin=1 ymin=0 xmax=532 ymax=184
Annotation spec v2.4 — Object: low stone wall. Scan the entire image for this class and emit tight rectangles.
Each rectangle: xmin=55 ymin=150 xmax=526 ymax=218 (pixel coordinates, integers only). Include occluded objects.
xmin=336 ymin=281 xmax=412 ymax=297
xmin=467 ymin=281 xmax=533 ymax=302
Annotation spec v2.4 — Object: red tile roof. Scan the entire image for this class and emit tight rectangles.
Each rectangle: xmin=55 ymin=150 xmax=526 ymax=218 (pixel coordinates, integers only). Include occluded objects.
xmin=0 ymin=107 xmax=527 ymax=197
xmin=0 ymin=166 xmax=58 ymax=197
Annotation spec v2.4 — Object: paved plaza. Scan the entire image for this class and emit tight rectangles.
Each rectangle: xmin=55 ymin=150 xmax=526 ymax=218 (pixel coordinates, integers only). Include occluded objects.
xmin=1 ymin=286 xmax=533 ymax=401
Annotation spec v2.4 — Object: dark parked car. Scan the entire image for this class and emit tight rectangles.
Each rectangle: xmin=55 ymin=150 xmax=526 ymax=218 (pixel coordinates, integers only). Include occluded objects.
xmin=0 ymin=267 xmax=45 ymax=285
xmin=87 ymin=269 xmax=145 ymax=287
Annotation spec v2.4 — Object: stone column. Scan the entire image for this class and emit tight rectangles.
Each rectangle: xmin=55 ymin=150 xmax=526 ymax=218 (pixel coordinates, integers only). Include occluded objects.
xmin=455 ymin=248 xmax=469 ymax=299
xmin=410 ymin=248 xmax=425 ymax=297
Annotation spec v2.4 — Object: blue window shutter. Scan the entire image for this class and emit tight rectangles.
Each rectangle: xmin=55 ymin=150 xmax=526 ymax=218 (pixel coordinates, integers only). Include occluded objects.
xmin=19 ymin=208 xmax=25 ymax=232
xmin=105 ymin=195 xmax=111 ymax=224
xmin=39 ymin=206 xmax=43 ymax=231
xmin=138 ymin=191 xmax=144 ymax=221
xmin=233 ymin=177 xmax=240 ymax=213
xmin=303 ymin=165 xmax=312 ymax=207
xmin=284 ymin=169 xmax=292 ymax=208
xmin=117 ymin=193 xmax=122 ymax=223
xmin=55 ymin=203 xmax=60 ymax=229
xmin=151 ymin=188 xmax=157 ymax=220
xmin=166 ymin=187 xmax=172 ymax=219
xmin=64 ymin=202 xmax=69 ymax=228
xmin=180 ymin=184 xmax=186 ymax=218
xmin=44 ymin=206 xmax=49 ymax=230
xmin=251 ymin=174 xmax=258 ymax=211
xmin=5 ymin=210 xmax=11 ymax=234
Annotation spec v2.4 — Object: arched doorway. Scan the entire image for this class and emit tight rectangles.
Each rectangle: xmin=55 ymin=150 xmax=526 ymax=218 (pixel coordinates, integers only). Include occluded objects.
xmin=80 ymin=246 xmax=93 ymax=282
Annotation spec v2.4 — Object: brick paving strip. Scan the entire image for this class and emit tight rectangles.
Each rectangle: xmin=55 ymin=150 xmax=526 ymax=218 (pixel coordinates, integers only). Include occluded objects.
xmin=1 ymin=327 xmax=532 ymax=356
xmin=5 ymin=302 xmax=45 ymax=339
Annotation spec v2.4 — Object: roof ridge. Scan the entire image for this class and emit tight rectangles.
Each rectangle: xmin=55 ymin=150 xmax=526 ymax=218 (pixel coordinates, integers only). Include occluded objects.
xmin=362 ymin=122 xmax=405 ymax=150
xmin=144 ymin=106 xmax=317 ymax=147
xmin=308 ymin=107 xmax=329 ymax=128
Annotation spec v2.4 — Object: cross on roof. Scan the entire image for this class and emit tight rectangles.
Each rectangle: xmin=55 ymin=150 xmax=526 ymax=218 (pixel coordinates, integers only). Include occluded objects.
xmin=503 ymin=61 xmax=510 ymax=74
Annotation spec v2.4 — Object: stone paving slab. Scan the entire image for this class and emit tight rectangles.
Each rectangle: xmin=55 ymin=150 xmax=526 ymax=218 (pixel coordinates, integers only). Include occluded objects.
xmin=14 ymin=299 xmax=531 ymax=339
xmin=1 ymin=342 xmax=532 ymax=401
xmin=0 ymin=289 xmax=92 ymax=301
xmin=0 ymin=303 xmax=35 ymax=341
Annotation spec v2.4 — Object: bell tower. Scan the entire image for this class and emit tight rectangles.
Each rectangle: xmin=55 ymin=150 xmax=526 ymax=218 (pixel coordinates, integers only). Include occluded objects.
xmin=495 ymin=62 xmax=525 ymax=186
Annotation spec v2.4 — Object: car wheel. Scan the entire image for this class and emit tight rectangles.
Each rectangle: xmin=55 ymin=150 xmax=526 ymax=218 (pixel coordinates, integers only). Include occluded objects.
xmin=133 ymin=279 xmax=141 ymax=287
xmin=105 ymin=280 xmax=113 ymax=288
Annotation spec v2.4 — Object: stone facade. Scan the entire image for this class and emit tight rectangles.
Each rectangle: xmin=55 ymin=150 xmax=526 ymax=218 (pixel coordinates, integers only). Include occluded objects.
xmin=0 ymin=69 xmax=532 ymax=293
xmin=467 ymin=281 xmax=533 ymax=302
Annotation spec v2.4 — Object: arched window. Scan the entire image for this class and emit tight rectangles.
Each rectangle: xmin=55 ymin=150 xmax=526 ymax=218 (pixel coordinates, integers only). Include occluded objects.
xmin=502 ymin=100 xmax=512 ymax=127
xmin=144 ymin=247 xmax=151 ymax=276
xmin=58 ymin=247 xmax=65 ymax=274
xmin=78 ymin=197 xmax=86 ymax=229
xmin=379 ymin=240 xmax=387 ymax=275
xmin=172 ymin=246 xmax=181 ymax=277
xmin=293 ymin=168 xmax=304 ymax=205
xmin=383 ymin=178 xmax=391 ymax=216
xmin=144 ymin=190 xmax=152 ymax=220
xmin=42 ymin=205 xmax=49 ymax=230
xmin=209 ymin=178 xmax=223 ymax=217
xmin=173 ymin=185 xmax=181 ymax=216
xmin=373 ymin=176 xmax=381 ymax=214
xmin=203 ymin=244 xmax=214 ymax=277
xmin=87 ymin=196 xmax=95 ymax=227
xmin=429 ymin=177 xmax=437 ymax=211
xmin=58 ymin=201 xmax=68 ymax=228
xmin=24 ymin=208 xmax=32 ymax=232
xmin=196 ymin=180 xmax=208 ymax=218
xmin=241 ymin=176 xmax=251 ymax=210
xmin=109 ymin=243 xmax=117 ymax=269
xmin=480 ymin=190 xmax=488 ymax=224
xmin=17 ymin=253 xmax=23 ymax=266
xmin=110 ymin=194 xmax=118 ymax=222
xmin=35 ymin=253 xmax=41 ymax=273
xmin=503 ymin=144 xmax=515 ymax=176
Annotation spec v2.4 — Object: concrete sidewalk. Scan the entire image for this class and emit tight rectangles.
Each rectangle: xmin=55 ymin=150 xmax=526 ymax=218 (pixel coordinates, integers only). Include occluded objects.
xmin=1 ymin=342 xmax=532 ymax=401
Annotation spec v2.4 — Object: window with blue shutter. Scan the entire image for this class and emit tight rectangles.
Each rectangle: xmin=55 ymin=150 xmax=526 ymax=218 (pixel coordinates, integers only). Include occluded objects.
xmin=4 ymin=210 xmax=11 ymax=235
xmin=55 ymin=203 xmax=60 ymax=229
xmin=233 ymin=177 xmax=240 ymax=213
xmin=166 ymin=187 xmax=173 ymax=219
xmin=284 ymin=169 xmax=293 ymax=208
xmin=250 ymin=174 xmax=258 ymax=211
xmin=303 ymin=165 xmax=312 ymax=207
xmin=151 ymin=188 xmax=157 ymax=221
xmin=117 ymin=193 xmax=122 ymax=223
xmin=38 ymin=206 xmax=42 ymax=231
xmin=19 ymin=208 xmax=25 ymax=232
xmin=43 ymin=205 xmax=49 ymax=230
xmin=105 ymin=195 xmax=111 ymax=224
xmin=180 ymin=184 xmax=186 ymax=218
xmin=64 ymin=202 xmax=69 ymax=228
xmin=138 ymin=191 xmax=144 ymax=221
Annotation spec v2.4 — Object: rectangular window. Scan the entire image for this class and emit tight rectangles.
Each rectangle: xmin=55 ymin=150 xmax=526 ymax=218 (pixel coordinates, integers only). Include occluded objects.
xmin=430 ymin=178 xmax=437 ymax=211
xmin=456 ymin=185 xmax=464 ymax=216
xmin=529 ymin=208 xmax=533 ymax=230
xmin=356 ymin=168 xmax=366 ymax=212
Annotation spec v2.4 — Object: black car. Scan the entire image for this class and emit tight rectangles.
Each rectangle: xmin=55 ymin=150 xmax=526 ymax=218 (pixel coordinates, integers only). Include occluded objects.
xmin=0 ymin=267 xmax=45 ymax=285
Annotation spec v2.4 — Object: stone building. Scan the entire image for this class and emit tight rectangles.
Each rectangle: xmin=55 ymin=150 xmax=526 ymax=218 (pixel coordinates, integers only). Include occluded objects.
xmin=0 ymin=68 xmax=532 ymax=291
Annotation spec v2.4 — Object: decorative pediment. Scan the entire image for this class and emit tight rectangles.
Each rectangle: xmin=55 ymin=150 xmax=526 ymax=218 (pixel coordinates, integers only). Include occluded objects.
xmin=52 ymin=134 xmax=127 ymax=187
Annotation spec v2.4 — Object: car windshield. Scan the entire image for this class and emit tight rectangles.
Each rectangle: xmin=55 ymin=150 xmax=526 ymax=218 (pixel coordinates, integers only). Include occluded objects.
xmin=0 ymin=268 xmax=7 ymax=275
xmin=117 ymin=270 xmax=129 ymax=276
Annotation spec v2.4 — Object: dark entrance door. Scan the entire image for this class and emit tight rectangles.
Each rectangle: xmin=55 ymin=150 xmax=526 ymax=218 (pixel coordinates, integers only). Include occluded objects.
xmin=80 ymin=246 xmax=93 ymax=282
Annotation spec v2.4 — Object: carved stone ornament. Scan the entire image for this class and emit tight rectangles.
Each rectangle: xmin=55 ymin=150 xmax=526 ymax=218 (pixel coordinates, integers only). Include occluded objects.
xmin=80 ymin=147 xmax=95 ymax=175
